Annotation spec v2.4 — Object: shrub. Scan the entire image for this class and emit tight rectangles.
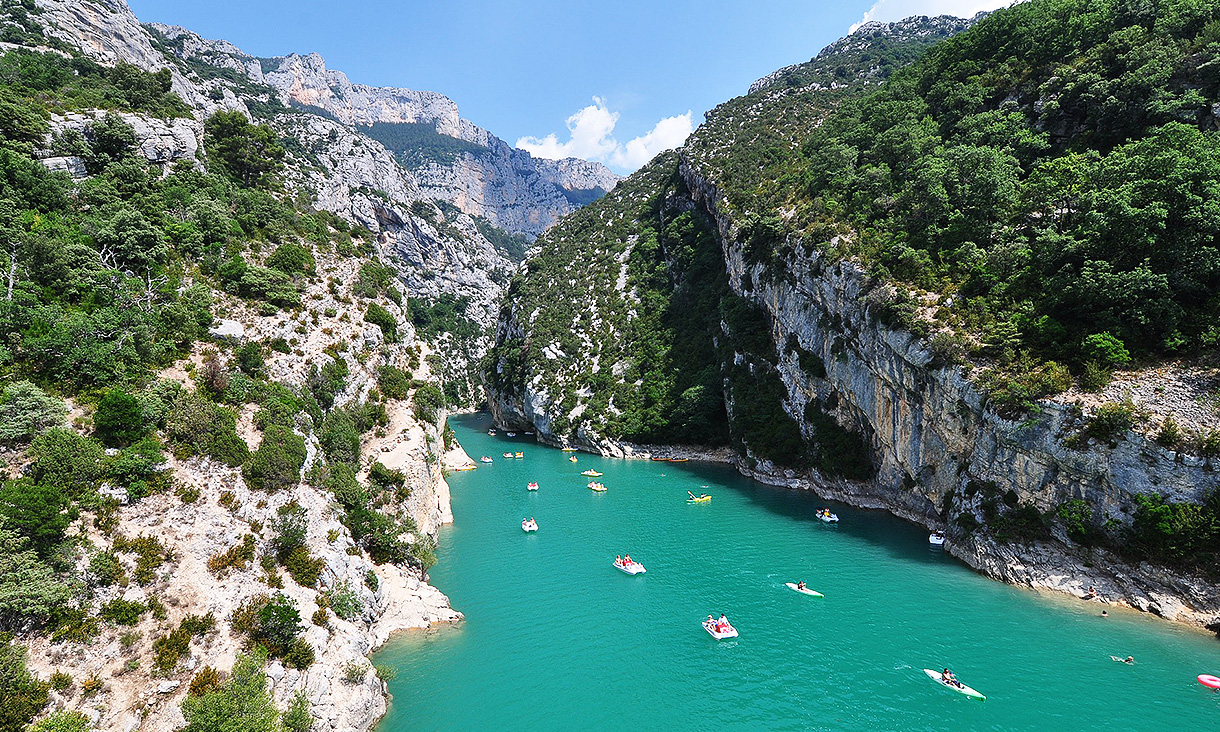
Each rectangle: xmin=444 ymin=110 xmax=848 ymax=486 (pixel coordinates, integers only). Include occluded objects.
xmin=26 ymin=711 xmax=90 ymax=732
xmin=364 ymin=303 xmax=398 ymax=342
xmin=374 ymin=664 xmax=397 ymax=683
xmin=340 ymin=660 xmax=366 ymax=685
xmin=1085 ymin=400 xmax=1141 ymax=441
xmin=1079 ymin=361 xmax=1112 ymax=392
xmin=411 ymin=383 xmax=445 ymax=424
xmin=152 ymin=615 xmax=213 ymax=674
xmin=108 ymin=436 xmax=171 ymax=501
xmin=321 ymin=581 xmax=362 ymax=621
xmin=207 ymin=535 xmax=257 ymax=576
xmin=244 ymin=425 xmax=306 ymax=492
xmin=48 ymin=672 xmax=72 ymax=691
xmin=376 ymin=365 xmax=411 ymax=400
xmin=282 ymin=691 xmax=313 ymax=732
xmin=282 ymin=638 xmax=315 ymax=670
xmin=976 ymin=353 xmax=1073 ymax=418
xmin=1081 ymin=332 xmax=1131 ymax=368
xmin=1155 ymin=416 xmax=1182 ymax=447
xmin=271 ymin=503 xmax=308 ymax=558
xmin=27 ymin=428 xmax=106 ymax=495
xmin=99 ymin=598 xmax=146 ymax=626
xmin=112 ymin=534 xmax=172 ymax=585
xmin=266 ymin=242 xmax=315 ymax=276
xmin=94 ymin=388 xmax=146 ymax=447
xmin=180 ymin=648 xmax=280 ymax=732
xmin=1057 ymin=500 xmax=1095 ymax=544
xmin=364 ymin=569 xmax=379 ymax=592
xmin=368 ymin=463 xmax=405 ymax=494
xmin=0 ymin=634 xmax=49 ymax=731
xmin=1128 ymin=491 xmax=1220 ymax=571
xmin=318 ymin=411 xmax=361 ymax=468
xmin=0 ymin=380 xmax=65 ymax=444
xmin=203 ymin=110 xmax=284 ymax=189
xmin=89 ymin=551 xmax=126 ymax=587
xmin=0 ymin=478 xmax=69 ymax=556
xmin=281 ymin=546 xmax=323 ymax=588
xmin=188 ymin=666 xmax=221 ymax=697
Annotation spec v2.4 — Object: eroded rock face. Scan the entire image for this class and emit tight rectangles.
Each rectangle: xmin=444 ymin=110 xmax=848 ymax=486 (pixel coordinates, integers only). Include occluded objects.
xmin=48 ymin=111 xmax=203 ymax=169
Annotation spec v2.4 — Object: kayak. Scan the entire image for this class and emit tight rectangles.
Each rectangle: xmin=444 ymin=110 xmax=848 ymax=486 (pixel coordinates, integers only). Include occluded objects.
xmin=1198 ymin=674 xmax=1220 ymax=689
xmin=561 ymin=447 xmax=578 ymax=452
xmin=785 ymin=582 xmax=823 ymax=597
xmin=514 ymin=452 xmax=524 ymax=458
xmin=506 ymin=432 xmax=516 ymax=437
xmin=703 ymin=619 xmax=738 ymax=640
xmin=1110 ymin=656 xmax=1135 ymax=664
xmin=580 ymin=470 xmax=603 ymax=477
xmin=922 ymin=669 xmax=985 ymax=700
xmin=613 ymin=559 xmax=646 ymax=575
xmin=527 ymin=482 xmax=539 ymax=490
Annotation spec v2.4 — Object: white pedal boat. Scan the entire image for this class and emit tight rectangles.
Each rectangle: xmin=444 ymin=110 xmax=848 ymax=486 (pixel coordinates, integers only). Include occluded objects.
xmin=613 ymin=558 xmax=646 ymax=575
xmin=521 ymin=519 xmax=538 ymax=532
xmin=817 ymin=510 xmax=839 ymax=523
xmin=703 ymin=619 xmax=738 ymax=639
xmin=480 ymin=456 xmax=493 ymax=463
xmin=929 ymin=531 xmax=945 ymax=546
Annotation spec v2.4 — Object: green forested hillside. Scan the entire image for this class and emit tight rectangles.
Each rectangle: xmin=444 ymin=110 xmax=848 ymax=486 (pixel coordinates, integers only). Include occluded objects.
xmin=718 ymin=0 xmax=1220 ymax=408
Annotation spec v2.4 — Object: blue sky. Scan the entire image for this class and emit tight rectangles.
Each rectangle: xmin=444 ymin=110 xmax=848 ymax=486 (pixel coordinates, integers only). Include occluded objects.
xmin=127 ymin=0 xmax=1008 ymax=172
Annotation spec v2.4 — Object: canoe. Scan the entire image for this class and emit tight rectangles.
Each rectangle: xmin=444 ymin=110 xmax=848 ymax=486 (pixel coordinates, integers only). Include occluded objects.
xmin=561 ymin=447 xmax=578 ymax=452
xmin=668 ymin=458 xmax=688 ymax=462
xmin=922 ymin=669 xmax=985 ymax=700
xmin=703 ymin=619 xmax=738 ymax=640
xmin=784 ymin=582 xmax=823 ymax=597
xmin=1198 ymin=674 xmax=1220 ymax=689
xmin=687 ymin=495 xmax=711 ymax=504
xmin=613 ymin=559 xmax=646 ymax=575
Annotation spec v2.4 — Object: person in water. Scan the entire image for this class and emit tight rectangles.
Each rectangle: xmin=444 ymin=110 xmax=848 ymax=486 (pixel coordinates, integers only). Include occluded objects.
xmin=1123 ymin=656 xmax=1134 ymax=664
xmin=1101 ymin=610 xmax=1109 ymax=617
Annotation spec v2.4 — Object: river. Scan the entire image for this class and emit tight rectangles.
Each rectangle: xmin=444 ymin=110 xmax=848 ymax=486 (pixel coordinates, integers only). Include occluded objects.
xmin=374 ymin=413 xmax=1220 ymax=731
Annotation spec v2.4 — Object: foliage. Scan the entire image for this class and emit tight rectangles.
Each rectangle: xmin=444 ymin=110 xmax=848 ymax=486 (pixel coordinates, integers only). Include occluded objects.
xmin=376 ymin=365 xmax=411 ymax=400
xmin=188 ymin=666 xmax=221 ymax=697
xmin=165 ymin=390 xmax=249 ymax=466
xmin=357 ymin=121 xmax=488 ymax=169
xmin=153 ymin=614 xmax=214 ymax=673
xmin=1128 ymin=491 xmax=1220 ymax=573
xmin=93 ymin=388 xmax=146 ymax=447
xmin=320 ymin=581 xmax=362 ymax=621
xmin=244 ymin=425 xmax=306 ymax=492
xmin=0 ymin=633 xmax=48 ymax=732
xmin=0 ymin=525 xmax=69 ymax=631
xmin=0 ymin=479 xmax=67 ymax=557
xmin=112 ymin=533 xmax=171 ymax=585
xmin=0 ymin=381 xmax=64 ymax=443
xmin=26 ymin=429 xmax=106 ymax=496
xmin=368 ymin=462 xmax=405 ymax=494
xmin=363 ymin=302 xmax=398 ymax=342
xmin=88 ymin=551 xmax=125 ymax=587
xmin=281 ymin=691 xmax=313 ymax=732
xmin=98 ymin=597 xmax=146 ymax=626
xmin=270 ymin=503 xmax=308 ymax=559
xmin=1057 ymin=499 xmax=1096 ymax=544
xmin=280 ymin=546 xmax=323 ymax=588
xmin=108 ymin=436 xmax=170 ymax=501
xmin=180 ymin=648 xmax=280 ymax=732
xmin=25 ymin=710 xmax=89 ymax=732
xmin=1084 ymin=400 xmax=1143 ymax=441
xmin=411 ymin=383 xmax=445 ymax=425
xmin=203 ymin=111 xmax=284 ymax=189
xmin=207 ymin=535 xmax=256 ymax=576
xmin=318 ymin=409 xmax=360 ymax=468
xmin=265 ymin=242 xmax=315 ymax=276
xmin=408 ymin=294 xmax=479 ymax=340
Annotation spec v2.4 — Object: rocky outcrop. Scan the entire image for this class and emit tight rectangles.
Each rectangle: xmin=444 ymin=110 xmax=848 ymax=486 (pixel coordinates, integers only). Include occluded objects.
xmin=146 ymin=26 xmax=618 ymax=239
xmin=48 ymin=110 xmax=202 ymax=168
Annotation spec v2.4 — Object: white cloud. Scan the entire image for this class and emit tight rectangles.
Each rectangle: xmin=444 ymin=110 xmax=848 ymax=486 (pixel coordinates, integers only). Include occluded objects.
xmin=517 ymin=97 xmax=693 ymax=173
xmin=849 ymin=0 xmax=1012 ymax=32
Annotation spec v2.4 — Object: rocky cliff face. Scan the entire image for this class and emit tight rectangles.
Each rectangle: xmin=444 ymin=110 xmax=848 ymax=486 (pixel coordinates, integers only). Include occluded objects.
xmin=145 ymin=26 xmax=619 ymax=239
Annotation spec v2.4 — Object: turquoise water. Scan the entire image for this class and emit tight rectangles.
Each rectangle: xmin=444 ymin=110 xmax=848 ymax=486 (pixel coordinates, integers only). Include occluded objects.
xmin=375 ymin=414 xmax=1220 ymax=731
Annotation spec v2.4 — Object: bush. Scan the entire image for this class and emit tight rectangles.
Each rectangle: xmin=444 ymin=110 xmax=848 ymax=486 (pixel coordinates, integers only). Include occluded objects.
xmin=282 ymin=691 xmax=313 ymax=732
xmin=376 ymin=365 xmax=411 ymax=400
xmin=27 ymin=428 xmax=106 ymax=495
xmin=1085 ymin=400 xmax=1141 ymax=441
xmin=0 ymin=380 xmax=65 ymax=444
xmin=271 ymin=503 xmax=308 ymax=558
xmin=108 ymin=436 xmax=171 ymax=501
xmin=112 ymin=534 xmax=172 ymax=585
xmin=244 ymin=425 xmax=306 ymax=492
xmin=1128 ymin=491 xmax=1220 ymax=571
xmin=364 ymin=303 xmax=398 ymax=342
xmin=282 ymin=638 xmax=315 ymax=670
xmin=411 ymin=383 xmax=445 ymax=424
xmin=152 ymin=615 xmax=214 ymax=673
xmin=180 ymin=648 xmax=280 ymax=732
xmin=234 ymin=342 xmax=265 ymax=376
xmin=1057 ymin=499 xmax=1094 ymax=544
xmin=203 ymin=111 xmax=284 ymax=189
xmin=94 ymin=388 xmax=146 ymax=447
xmin=207 ymin=535 xmax=257 ymax=576
xmin=0 ymin=634 xmax=49 ymax=732
xmin=25 ymin=710 xmax=89 ymax=732
xmin=1081 ymin=332 xmax=1131 ymax=368
xmin=89 ymin=551 xmax=125 ymax=587
xmin=99 ymin=597 xmax=146 ymax=626
xmin=321 ymin=581 xmax=362 ymax=621
xmin=188 ymin=666 xmax=221 ymax=697
xmin=265 ymin=242 xmax=315 ymax=276
xmin=0 ymin=478 xmax=69 ymax=556
xmin=368 ymin=462 xmax=405 ymax=494
xmin=341 ymin=660 xmax=366 ymax=685
xmin=318 ymin=410 xmax=361 ymax=468
xmin=282 ymin=546 xmax=324 ymax=588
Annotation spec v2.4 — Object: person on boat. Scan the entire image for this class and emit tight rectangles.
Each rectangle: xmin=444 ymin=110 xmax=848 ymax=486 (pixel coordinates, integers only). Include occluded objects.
xmin=616 ymin=555 xmax=622 ymax=565
xmin=941 ymin=669 xmax=961 ymax=688
xmin=718 ymin=614 xmax=728 ymax=630
xmin=797 ymin=581 xmax=807 ymax=591
xmin=624 ymin=554 xmax=632 ymax=565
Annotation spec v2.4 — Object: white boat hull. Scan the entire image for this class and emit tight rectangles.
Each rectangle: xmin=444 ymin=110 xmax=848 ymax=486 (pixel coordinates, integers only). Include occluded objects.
xmin=703 ymin=620 xmax=738 ymax=639
xmin=613 ymin=561 xmax=646 ymax=575
xmin=922 ymin=669 xmax=985 ymax=700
